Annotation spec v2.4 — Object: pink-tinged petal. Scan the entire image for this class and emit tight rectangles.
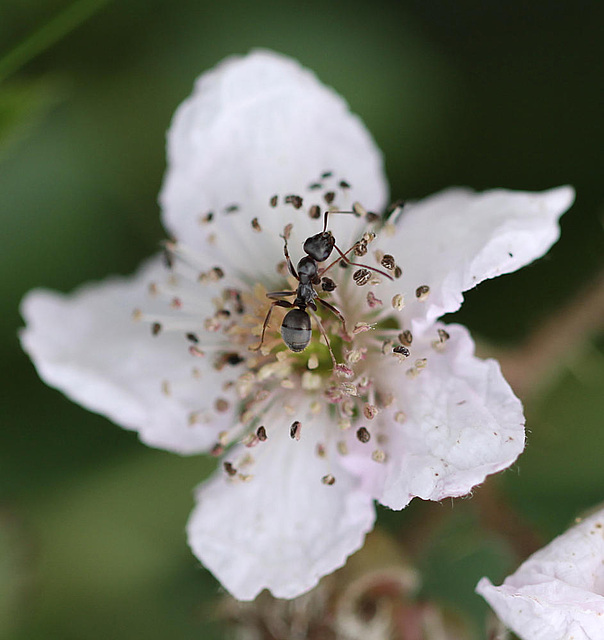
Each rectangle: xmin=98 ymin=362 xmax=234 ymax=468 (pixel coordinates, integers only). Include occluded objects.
xmin=21 ymin=258 xmax=237 ymax=454
xmin=477 ymin=507 xmax=604 ymax=640
xmin=343 ymin=324 xmax=524 ymax=509
xmin=379 ymin=186 xmax=574 ymax=327
xmin=187 ymin=410 xmax=376 ymax=600
xmin=160 ymin=49 xmax=388 ymax=268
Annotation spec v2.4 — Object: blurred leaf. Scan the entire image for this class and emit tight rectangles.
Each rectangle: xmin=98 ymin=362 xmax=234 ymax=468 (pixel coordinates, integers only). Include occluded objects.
xmin=505 ymin=340 xmax=604 ymax=533
xmin=418 ymin=503 xmax=516 ymax=640
xmin=0 ymin=77 xmax=64 ymax=158
xmin=14 ymin=449 xmax=224 ymax=640
xmin=0 ymin=511 xmax=32 ymax=638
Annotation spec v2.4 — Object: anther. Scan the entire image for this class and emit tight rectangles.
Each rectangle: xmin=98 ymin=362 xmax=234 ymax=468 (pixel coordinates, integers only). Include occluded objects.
xmin=321 ymin=171 xmax=333 ymax=179
xmin=210 ymin=444 xmax=224 ymax=457
xmin=284 ymin=194 xmax=303 ymax=209
xmin=307 ymin=353 xmax=319 ymax=370
xmin=225 ymin=204 xmax=239 ymax=213
xmin=415 ymin=358 xmax=427 ymax=370
xmin=394 ymin=265 xmax=403 ymax=278
xmin=399 ymin=330 xmax=413 ymax=346
xmin=251 ymin=217 xmax=262 ymax=232
xmin=309 ymin=204 xmax=321 ymax=219
xmin=321 ymin=277 xmax=336 ymax=292
xmin=416 ymin=285 xmax=430 ymax=300
xmin=163 ymin=247 xmax=174 ymax=269
xmin=366 ymin=291 xmax=382 ymax=308
xmin=151 ymin=322 xmax=162 ymax=336
xmin=223 ymin=461 xmax=237 ymax=477
xmin=372 ymin=449 xmax=386 ymax=463
xmin=438 ymin=328 xmax=450 ymax=342
xmin=356 ymin=426 xmax=371 ymax=443
xmin=324 ymin=191 xmax=336 ymax=204
xmin=215 ymin=398 xmax=230 ymax=412
xmin=339 ymin=180 xmax=351 ymax=189
xmin=354 ymin=241 xmax=368 ymax=257
xmin=316 ymin=443 xmax=326 ymax=458
xmin=352 ymin=201 xmax=367 ymax=217
xmin=353 ymin=269 xmax=372 ymax=286
xmin=386 ymin=199 xmax=405 ymax=217
xmin=395 ymin=411 xmax=407 ymax=424
xmin=322 ymin=474 xmax=336 ymax=485
xmin=393 ymin=345 xmax=410 ymax=358
xmin=380 ymin=254 xmax=396 ymax=270
xmin=391 ymin=294 xmax=405 ymax=310
xmin=188 ymin=345 xmax=205 ymax=357
xmin=186 ymin=332 xmax=199 ymax=343
xmin=256 ymin=426 xmax=267 ymax=441
xmin=363 ymin=404 xmax=379 ymax=420
xmin=270 ymin=195 xmax=278 ymax=207
xmin=210 ymin=267 xmax=225 ymax=281
xmin=132 ymin=308 xmax=142 ymax=321
xmin=199 ymin=211 xmax=214 ymax=224
xmin=337 ymin=441 xmax=349 ymax=455
xmin=290 ymin=420 xmax=302 ymax=441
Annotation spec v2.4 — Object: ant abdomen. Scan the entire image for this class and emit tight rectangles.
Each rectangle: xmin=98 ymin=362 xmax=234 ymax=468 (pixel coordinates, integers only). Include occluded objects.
xmin=281 ymin=308 xmax=312 ymax=352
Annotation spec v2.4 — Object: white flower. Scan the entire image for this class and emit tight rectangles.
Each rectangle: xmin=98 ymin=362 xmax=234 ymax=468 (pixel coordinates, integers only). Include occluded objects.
xmin=477 ymin=506 xmax=604 ymax=640
xmin=21 ymin=50 xmax=574 ymax=601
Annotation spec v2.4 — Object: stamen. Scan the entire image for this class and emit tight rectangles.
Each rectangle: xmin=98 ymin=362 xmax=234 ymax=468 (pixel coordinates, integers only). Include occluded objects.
xmin=256 ymin=426 xmax=267 ymax=441
xmin=416 ymin=285 xmax=430 ymax=300
xmin=290 ymin=420 xmax=302 ymax=441
xmin=391 ymin=294 xmax=405 ymax=311
xmin=399 ymin=330 xmax=413 ymax=346
xmin=309 ymin=204 xmax=321 ymax=219
xmin=337 ymin=441 xmax=349 ymax=455
xmin=223 ymin=461 xmax=238 ymax=477
xmin=363 ymin=404 xmax=378 ymax=420
xmin=322 ymin=474 xmax=336 ymax=485
xmin=371 ymin=449 xmax=387 ymax=463
xmin=353 ymin=269 xmax=371 ymax=286
xmin=356 ymin=426 xmax=371 ymax=443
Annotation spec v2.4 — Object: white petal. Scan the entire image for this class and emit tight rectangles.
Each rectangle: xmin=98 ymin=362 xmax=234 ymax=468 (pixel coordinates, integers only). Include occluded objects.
xmin=344 ymin=324 xmax=524 ymax=510
xmin=21 ymin=258 xmax=237 ymax=454
xmin=187 ymin=406 xmax=376 ymax=600
xmin=160 ymin=49 xmax=388 ymax=274
xmin=379 ymin=186 xmax=574 ymax=326
xmin=477 ymin=507 xmax=604 ymax=640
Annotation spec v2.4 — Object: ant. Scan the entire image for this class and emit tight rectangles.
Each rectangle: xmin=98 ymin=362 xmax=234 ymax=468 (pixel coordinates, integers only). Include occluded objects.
xmin=252 ymin=210 xmax=393 ymax=366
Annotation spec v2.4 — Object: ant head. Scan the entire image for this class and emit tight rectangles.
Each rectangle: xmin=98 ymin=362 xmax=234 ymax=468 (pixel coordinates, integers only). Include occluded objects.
xmin=303 ymin=231 xmax=335 ymax=263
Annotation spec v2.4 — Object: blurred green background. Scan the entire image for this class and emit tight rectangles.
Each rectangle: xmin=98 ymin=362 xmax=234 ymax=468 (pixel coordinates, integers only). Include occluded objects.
xmin=1 ymin=1 xmax=603 ymax=638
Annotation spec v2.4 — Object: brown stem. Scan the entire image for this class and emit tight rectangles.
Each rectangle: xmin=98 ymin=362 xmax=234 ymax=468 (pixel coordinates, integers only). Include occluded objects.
xmin=495 ymin=267 xmax=604 ymax=400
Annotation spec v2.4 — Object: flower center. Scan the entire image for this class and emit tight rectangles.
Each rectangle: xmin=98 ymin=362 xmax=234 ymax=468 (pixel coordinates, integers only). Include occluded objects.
xmin=133 ymin=176 xmax=438 ymax=484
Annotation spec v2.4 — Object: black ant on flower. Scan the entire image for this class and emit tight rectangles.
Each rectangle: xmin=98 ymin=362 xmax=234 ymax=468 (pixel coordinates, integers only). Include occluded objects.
xmin=252 ymin=209 xmax=394 ymax=367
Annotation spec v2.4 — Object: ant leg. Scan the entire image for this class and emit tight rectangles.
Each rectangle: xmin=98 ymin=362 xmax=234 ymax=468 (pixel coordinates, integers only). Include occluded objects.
xmin=250 ymin=294 xmax=295 ymax=352
xmin=308 ymin=308 xmax=338 ymax=369
xmin=319 ymin=243 xmax=356 ymax=276
xmin=316 ymin=297 xmax=350 ymax=339
xmin=331 ymin=242 xmax=394 ymax=281
xmin=280 ymin=226 xmax=298 ymax=280
xmin=267 ymin=291 xmax=296 ymax=300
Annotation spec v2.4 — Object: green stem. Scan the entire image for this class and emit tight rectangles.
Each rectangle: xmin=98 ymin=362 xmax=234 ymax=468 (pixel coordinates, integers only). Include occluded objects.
xmin=0 ymin=0 xmax=112 ymax=84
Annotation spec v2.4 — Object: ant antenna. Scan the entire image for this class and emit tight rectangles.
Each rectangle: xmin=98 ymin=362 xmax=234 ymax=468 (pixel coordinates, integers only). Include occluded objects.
xmin=321 ymin=209 xmax=360 ymax=232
